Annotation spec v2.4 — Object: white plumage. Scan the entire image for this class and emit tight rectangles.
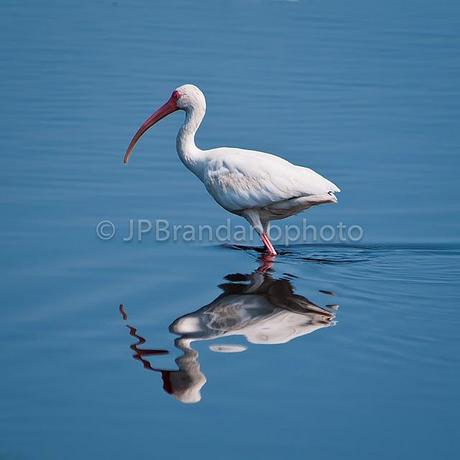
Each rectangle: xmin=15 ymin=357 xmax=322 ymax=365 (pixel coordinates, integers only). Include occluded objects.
xmin=124 ymin=84 xmax=340 ymax=255
xmin=203 ymin=147 xmax=340 ymax=213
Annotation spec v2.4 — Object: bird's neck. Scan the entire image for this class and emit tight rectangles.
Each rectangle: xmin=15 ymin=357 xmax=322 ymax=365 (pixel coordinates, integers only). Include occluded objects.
xmin=176 ymin=105 xmax=205 ymax=178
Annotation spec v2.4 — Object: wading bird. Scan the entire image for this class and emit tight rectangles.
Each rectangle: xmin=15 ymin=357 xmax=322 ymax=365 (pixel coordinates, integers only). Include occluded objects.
xmin=124 ymin=84 xmax=340 ymax=255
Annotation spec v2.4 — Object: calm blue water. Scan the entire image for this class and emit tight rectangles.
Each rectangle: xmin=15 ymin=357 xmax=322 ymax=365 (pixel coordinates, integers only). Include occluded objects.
xmin=1 ymin=0 xmax=460 ymax=458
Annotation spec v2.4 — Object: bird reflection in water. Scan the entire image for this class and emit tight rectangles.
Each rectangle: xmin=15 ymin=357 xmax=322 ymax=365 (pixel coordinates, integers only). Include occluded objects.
xmin=119 ymin=257 xmax=338 ymax=404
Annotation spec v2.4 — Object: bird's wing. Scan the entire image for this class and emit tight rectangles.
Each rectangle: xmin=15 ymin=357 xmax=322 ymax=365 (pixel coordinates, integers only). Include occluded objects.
xmin=202 ymin=148 xmax=340 ymax=212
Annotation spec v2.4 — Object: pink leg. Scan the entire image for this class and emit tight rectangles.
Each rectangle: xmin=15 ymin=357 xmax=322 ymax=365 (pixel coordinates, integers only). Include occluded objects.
xmin=260 ymin=232 xmax=277 ymax=256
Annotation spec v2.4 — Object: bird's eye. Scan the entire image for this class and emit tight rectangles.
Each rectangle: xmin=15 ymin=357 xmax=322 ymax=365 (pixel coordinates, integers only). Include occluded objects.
xmin=171 ymin=90 xmax=181 ymax=101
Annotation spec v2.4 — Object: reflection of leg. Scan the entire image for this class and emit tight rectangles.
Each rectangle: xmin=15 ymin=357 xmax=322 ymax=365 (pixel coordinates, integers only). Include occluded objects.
xmin=261 ymin=232 xmax=277 ymax=256
xmin=258 ymin=253 xmax=275 ymax=273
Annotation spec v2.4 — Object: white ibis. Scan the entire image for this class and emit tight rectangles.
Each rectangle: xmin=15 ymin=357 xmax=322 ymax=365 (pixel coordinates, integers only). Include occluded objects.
xmin=124 ymin=84 xmax=340 ymax=255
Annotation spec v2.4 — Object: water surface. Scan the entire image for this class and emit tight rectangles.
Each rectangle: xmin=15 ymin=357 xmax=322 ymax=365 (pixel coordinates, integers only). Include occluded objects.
xmin=1 ymin=0 xmax=459 ymax=459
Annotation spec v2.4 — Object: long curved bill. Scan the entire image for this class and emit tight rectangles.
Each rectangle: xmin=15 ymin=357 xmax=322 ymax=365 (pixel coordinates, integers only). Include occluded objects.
xmin=123 ymin=96 xmax=178 ymax=164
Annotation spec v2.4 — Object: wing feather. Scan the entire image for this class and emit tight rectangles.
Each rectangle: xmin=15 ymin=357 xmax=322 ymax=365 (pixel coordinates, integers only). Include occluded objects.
xmin=202 ymin=148 xmax=340 ymax=212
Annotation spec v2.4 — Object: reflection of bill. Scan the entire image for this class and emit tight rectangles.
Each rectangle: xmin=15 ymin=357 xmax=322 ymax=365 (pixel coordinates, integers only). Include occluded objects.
xmin=119 ymin=260 xmax=338 ymax=404
xmin=119 ymin=304 xmax=205 ymax=404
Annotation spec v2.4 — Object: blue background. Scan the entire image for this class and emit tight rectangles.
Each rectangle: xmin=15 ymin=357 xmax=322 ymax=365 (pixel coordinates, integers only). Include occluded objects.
xmin=1 ymin=1 xmax=459 ymax=459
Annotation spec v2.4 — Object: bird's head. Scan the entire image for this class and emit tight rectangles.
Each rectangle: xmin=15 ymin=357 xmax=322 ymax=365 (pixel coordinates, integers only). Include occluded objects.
xmin=174 ymin=84 xmax=206 ymax=111
xmin=123 ymin=84 xmax=205 ymax=164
